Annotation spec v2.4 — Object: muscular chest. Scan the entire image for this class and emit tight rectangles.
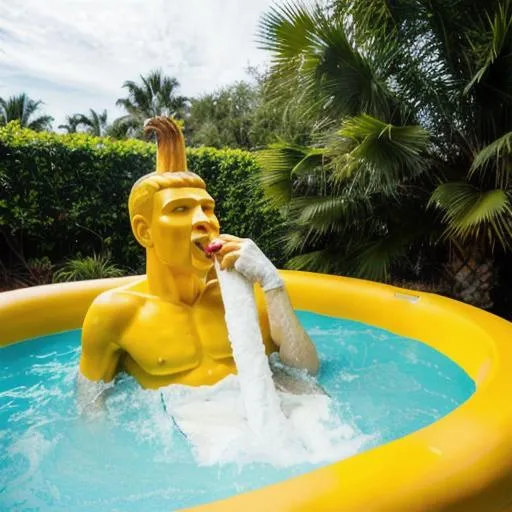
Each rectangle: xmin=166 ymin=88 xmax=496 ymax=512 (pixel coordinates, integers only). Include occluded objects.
xmin=121 ymin=293 xmax=232 ymax=375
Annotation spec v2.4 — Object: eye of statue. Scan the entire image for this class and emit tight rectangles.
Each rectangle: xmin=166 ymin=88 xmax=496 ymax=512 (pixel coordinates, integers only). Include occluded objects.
xmin=173 ymin=206 xmax=189 ymax=213
xmin=202 ymin=205 xmax=213 ymax=213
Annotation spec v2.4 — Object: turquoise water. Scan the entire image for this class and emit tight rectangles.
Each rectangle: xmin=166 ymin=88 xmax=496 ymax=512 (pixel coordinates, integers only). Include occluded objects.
xmin=0 ymin=311 xmax=475 ymax=511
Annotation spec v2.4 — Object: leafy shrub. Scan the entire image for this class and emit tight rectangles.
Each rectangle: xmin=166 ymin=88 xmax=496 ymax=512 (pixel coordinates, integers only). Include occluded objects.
xmin=0 ymin=122 xmax=282 ymax=285
xmin=10 ymin=257 xmax=54 ymax=288
xmin=53 ymin=253 xmax=124 ymax=282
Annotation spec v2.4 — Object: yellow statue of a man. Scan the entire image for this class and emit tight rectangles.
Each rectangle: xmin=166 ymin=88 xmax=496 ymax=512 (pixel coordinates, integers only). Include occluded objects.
xmin=79 ymin=117 xmax=318 ymax=391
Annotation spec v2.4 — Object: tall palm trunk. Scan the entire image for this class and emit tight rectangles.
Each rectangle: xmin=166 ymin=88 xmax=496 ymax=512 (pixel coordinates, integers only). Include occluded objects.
xmin=445 ymin=243 xmax=494 ymax=310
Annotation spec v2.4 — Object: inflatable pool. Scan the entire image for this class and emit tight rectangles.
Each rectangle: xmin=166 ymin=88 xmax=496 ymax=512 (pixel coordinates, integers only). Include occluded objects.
xmin=2 ymin=270 xmax=512 ymax=511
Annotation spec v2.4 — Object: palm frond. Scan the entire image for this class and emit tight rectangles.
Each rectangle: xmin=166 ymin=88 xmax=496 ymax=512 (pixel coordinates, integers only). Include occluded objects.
xmin=116 ymin=71 xmax=186 ymax=131
xmin=258 ymin=2 xmax=320 ymax=58
xmin=338 ymin=0 xmax=399 ymax=44
xmin=465 ymin=1 xmax=512 ymax=94
xmin=289 ymin=193 xmax=372 ymax=236
xmin=470 ymin=131 xmax=512 ymax=188
xmin=258 ymin=2 xmax=395 ymax=121
xmin=75 ymin=109 xmax=109 ymax=136
xmin=27 ymin=115 xmax=54 ymax=132
xmin=351 ymin=238 xmax=398 ymax=282
xmin=257 ymin=142 xmax=326 ymax=208
xmin=58 ymin=114 xmax=82 ymax=133
xmin=330 ymin=114 xmax=430 ymax=193
xmin=0 ymin=93 xmax=52 ymax=131
xmin=255 ymin=0 xmax=512 ymax=286
xmin=430 ymin=182 xmax=512 ymax=248
xmin=285 ymin=249 xmax=337 ymax=274
xmin=279 ymin=226 xmax=310 ymax=255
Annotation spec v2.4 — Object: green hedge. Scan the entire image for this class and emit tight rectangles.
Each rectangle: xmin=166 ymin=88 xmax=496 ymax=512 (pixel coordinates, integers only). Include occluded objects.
xmin=0 ymin=122 xmax=282 ymax=279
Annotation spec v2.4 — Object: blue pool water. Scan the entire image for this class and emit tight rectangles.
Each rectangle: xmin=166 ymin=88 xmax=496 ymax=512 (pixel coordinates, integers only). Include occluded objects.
xmin=0 ymin=311 xmax=475 ymax=511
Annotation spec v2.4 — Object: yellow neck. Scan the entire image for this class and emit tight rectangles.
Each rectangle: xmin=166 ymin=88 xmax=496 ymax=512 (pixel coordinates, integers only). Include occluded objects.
xmin=145 ymin=249 xmax=206 ymax=305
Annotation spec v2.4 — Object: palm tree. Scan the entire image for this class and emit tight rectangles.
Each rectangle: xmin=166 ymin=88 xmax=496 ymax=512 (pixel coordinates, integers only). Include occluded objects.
xmin=115 ymin=70 xmax=188 ymax=136
xmin=75 ymin=109 xmax=109 ymax=137
xmin=257 ymin=0 xmax=512 ymax=309
xmin=58 ymin=114 xmax=82 ymax=133
xmin=0 ymin=93 xmax=53 ymax=131
xmin=104 ymin=116 xmax=140 ymax=139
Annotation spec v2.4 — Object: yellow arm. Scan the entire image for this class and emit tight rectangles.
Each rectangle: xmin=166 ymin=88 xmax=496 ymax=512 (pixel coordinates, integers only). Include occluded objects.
xmin=79 ymin=291 xmax=138 ymax=382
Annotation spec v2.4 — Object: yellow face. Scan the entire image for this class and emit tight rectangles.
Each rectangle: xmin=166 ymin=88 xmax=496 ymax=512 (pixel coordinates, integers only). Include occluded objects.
xmin=148 ymin=187 xmax=220 ymax=275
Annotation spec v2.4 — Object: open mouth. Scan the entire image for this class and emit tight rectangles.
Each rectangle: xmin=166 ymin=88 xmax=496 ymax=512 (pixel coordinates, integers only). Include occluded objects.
xmin=192 ymin=238 xmax=212 ymax=259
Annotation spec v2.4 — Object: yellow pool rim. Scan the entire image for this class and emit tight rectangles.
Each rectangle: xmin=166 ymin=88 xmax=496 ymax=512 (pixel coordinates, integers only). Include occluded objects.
xmin=1 ymin=270 xmax=512 ymax=512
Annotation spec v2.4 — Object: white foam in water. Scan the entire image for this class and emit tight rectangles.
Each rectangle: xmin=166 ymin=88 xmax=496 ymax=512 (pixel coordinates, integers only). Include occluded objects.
xmin=161 ymin=263 xmax=372 ymax=467
xmin=8 ymin=429 xmax=60 ymax=492
xmin=161 ymin=375 xmax=370 ymax=467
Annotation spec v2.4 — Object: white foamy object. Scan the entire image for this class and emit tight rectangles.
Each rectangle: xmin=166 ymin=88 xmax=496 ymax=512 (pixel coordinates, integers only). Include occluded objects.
xmin=214 ymin=260 xmax=287 ymax=436
xmin=162 ymin=375 xmax=371 ymax=467
xmin=161 ymin=261 xmax=373 ymax=467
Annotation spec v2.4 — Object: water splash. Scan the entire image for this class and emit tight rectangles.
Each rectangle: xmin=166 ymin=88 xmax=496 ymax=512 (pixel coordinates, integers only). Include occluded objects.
xmin=161 ymin=375 xmax=371 ymax=467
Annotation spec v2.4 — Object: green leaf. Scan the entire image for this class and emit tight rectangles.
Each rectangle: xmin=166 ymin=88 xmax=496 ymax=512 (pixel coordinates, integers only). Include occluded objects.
xmin=256 ymin=142 xmax=325 ymax=208
xmin=465 ymin=1 xmax=512 ymax=94
xmin=285 ymin=249 xmax=334 ymax=274
xmin=430 ymin=182 xmax=512 ymax=247
xmin=53 ymin=253 xmax=124 ymax=282
xmin=258 ymin=2 xmax=395 ymax=119
xmin=470 ymin=131 xmax=512 ymax=188
xmin=331 ymin=114 xmax=430 ymax=193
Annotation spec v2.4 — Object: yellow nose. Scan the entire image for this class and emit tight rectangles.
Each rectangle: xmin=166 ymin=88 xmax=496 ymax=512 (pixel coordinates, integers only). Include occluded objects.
xmin=192 ymin=206 xmax=211 ymax=231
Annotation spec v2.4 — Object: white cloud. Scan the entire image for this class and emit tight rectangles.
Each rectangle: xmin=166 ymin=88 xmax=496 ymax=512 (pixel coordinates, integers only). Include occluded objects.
xmin=0 ymin=0 xmax=275 ymax=125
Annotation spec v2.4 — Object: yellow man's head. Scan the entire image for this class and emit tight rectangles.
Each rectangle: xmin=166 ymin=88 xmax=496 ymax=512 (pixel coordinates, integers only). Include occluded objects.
xmin=128 ymin=117 xmax=220 ymax=275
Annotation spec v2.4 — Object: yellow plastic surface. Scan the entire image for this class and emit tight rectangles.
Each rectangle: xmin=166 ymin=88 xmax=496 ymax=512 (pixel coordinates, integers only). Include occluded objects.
xmin=2 ymin=271 xmax=512 ymax=511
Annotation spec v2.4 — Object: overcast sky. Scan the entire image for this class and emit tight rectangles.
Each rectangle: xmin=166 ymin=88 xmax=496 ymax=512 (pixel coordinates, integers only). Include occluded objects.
xmin=0 ymin=0 xmax=275 ymax=127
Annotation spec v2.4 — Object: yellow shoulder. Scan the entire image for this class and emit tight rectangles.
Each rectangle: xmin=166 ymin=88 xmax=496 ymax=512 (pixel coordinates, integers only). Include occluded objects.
xmin=82 ymin=289 xmax=143 ymax=346
xmin=80 ymin=289 xmax=145 ymax=382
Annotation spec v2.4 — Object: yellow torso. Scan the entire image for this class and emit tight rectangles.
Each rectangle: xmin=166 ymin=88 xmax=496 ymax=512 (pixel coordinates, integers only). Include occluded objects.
xmin=116 ymin=280 xmax=273 ymax=389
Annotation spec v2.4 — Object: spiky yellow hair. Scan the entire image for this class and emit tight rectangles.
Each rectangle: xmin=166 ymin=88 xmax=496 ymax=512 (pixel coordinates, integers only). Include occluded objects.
xmin=143 ymin=116 xmax=188 ymax=173
xmin=128 ymin=117 xmax=205 ymax=222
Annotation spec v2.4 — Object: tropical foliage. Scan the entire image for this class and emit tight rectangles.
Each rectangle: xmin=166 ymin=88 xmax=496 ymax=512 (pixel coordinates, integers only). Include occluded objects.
xmin=0 ymin=93 xmax=53 ymax=131
xmin=186 ymin=73 xmax=312 ymax=149
xmin=53 ymin=253 xmax=124 ymax=282
xmin=257 ymin=0 xmax=512 ymax=308
xmin=7 ymin=70 xmax=304 ymax=148
xmin=58 ymin=114 xmax=82 ymax=134
xmin=115 ymin=70 xmax=188 ymax=137
xmin=187 ymin=81 xmax=259 ymax=148
xmin=3 ymin=6 xmax=512 ymax=312
xmin=75 ymin=109 xmax=110 ymax=137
